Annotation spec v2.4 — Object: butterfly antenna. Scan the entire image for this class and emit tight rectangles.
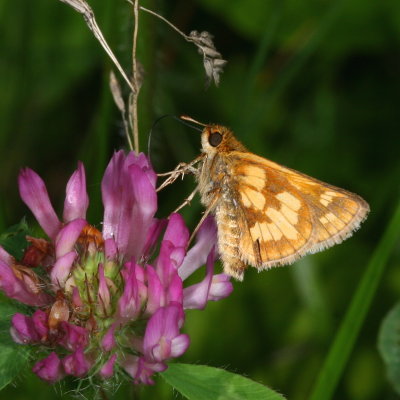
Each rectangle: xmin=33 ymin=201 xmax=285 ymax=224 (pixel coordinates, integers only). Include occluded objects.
xmin=147 ymin=115 xmax=203 ymax=163
xmin=180 ymin=115 xmax=207 ymax=128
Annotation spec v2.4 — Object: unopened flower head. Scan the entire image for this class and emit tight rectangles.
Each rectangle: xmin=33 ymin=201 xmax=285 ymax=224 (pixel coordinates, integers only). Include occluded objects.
xmin=0 ymin=151 xmax=233 ymax=384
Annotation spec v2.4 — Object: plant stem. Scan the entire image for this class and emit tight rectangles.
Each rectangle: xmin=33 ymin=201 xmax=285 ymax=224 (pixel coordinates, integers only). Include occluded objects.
xmin=131 ymin=0 xmax=140 ymax=152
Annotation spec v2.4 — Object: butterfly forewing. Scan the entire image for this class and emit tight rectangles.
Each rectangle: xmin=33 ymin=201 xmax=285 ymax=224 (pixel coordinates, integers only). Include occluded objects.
xmin=221 ymin=152 xmax=369 ymax=278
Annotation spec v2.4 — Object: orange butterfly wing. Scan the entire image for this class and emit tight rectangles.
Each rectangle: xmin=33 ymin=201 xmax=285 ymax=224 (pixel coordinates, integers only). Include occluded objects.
xmin=215 ymin=152 xmax=369 ymax=279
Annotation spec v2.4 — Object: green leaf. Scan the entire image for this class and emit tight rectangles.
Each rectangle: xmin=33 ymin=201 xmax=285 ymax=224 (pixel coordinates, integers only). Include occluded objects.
xmin=0 ymin=300 xmax=32 ymax=390
xmin=0 ymin=219 xmax=30 ymax=259
xmin=378 ymin=302 xmax=400 ymax=395
xmin=161 ymin=363 xmax=285 ymax=400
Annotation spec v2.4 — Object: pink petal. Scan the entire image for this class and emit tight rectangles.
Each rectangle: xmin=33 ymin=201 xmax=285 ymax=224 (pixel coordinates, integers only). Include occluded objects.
xmin=152 ymin=337 xmax=171 ymax=361
xmin=131 ymin=152 xmax=157 ymax=187
xmin=72 ymin=286 xmax=83 ymax=308
xmin=62 ymin=347 xmax=91 ymax=377
xmin=179 ymin=215 xmax=217 ymax=280
xmin=122 ymin=354 xmax=139 ymax=379
xmin=102 ymin=151 xmax=157 ymax=261
xmin=101 ymin=324 xmax=117 ymax=351
xmin=55 ymin=218 xmax=86 ymax=258
xmin=50 ymin=251 xmax=76 ymax=288
xmin=170 ymin=247 xmax=186 ymax=268
xmin=32 ymin=352 xmax=64 ymax=383
xmin=101 ymin=151 xmax=126 ymax=241
xmin=145 ymin=265 xmax=163 ymax=314
xmin=127 ymin=163 xmax=157 ymax=260
xmin=163 ymin=213 xmax=189 ymax=249
xmin=183 ymin=248 xmax=215 ymax=310
xmin=63 ymin=162 xmax=89 ymax=222
xmin=143 ymin=304 xmax=185 ymax=362
xmin=117 ymin=262 xmax=140 ymax=320
xmin=18 ymin=168 xmax=61 ymax=240
xmin=152 ymin=242 xmax=184 ymax=306
xmin=142 ymin=219 xmax=167 ymax=257
xmin=0 ymin=261 xmax=51 ymax=306
xmin=167 ymin=271 xmax=183 ymax=305
xmin=99 ymin=353 xmax=117 ymax=379
xmin=10 ymin=313 xmax=39 ymax=344
xmin=156 ymin=241 xmax=182 ymax=286
xmin=0 ymin=246 xmax=12 ymax=264
xmin=170 ymin=334 xmax=190 ymax=358
xmin=134 ymin=357 xmax=166 ymax=385
xmin=32 ymin=309 xmax=49 ymax=339
xmin=208 ymin=274 xmax=234 ymax=301
xmin=104 ymin=238 xmax=117 ymax=260
xmin=98 ymin=264 xmax=111 ymax=314
xmin=58 ymin=322 xmax=89 ymax=351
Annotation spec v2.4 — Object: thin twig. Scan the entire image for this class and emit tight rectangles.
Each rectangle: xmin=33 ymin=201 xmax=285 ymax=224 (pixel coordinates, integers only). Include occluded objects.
xmin=139 ymin=5 xmax=189 ymax=40
xmin=59 ymin=0 xmax=134 ymax=92
xmin=131 ymin=0 xmax=140 ymax=153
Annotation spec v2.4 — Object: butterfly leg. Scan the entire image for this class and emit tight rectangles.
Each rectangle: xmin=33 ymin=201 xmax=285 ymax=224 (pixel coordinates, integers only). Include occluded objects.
xmin=157 ymin=163 xmax=193 ymax=192
xmin=157 ymin=155 xmax=204 ymax=192
xmin=186 ymin=190 xmax=222 ymax=250
xmin=173 ymin=187 xmax=199 ymax=213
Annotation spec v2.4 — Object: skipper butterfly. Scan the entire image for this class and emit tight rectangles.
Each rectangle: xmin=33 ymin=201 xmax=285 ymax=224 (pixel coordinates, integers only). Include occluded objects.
xmin=161 ymin=118 xmax=370 ymax=281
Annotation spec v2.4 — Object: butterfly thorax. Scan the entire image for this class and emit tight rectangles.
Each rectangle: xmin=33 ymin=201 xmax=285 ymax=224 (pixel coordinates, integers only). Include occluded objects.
xmin=197 ymin=125 xmax=268 ymax=279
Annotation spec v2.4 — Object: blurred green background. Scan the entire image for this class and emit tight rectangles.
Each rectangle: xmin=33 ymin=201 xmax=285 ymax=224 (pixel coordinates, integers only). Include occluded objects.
xmin=1 ymin=0 xmax=400 ymax=399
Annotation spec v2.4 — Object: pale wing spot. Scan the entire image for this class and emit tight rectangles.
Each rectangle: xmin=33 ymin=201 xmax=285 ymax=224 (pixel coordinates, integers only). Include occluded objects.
xmin=240 ymin=191 xmax=252 ymax=208
xmin=284 ymin=172 xmax=318 ymax=189
xmin=243 ymin=165 xmax=266 ymax=180
xmin=244 ymin=176 xmax=265 ymax=191
xmin=241 ymin=166 xmax=266 ymax=191
xmin=291 ymin=181 xmax=317 ymax=190
xmin=242 ymin=187 xmax=266 ymax=210
xmin=276 ymin=192 xmax=302 ymax=211
xmin=280 ymin=204 xmax=298 ymax=225
xmin=321 ymin=193 xmax=334 ymax=200
xmin=267 ymin=223 xmax=283 ymax=241
xmin=266 ymin=207 xmax=298 ymax=240
xmin=250 ymin=222 xmax=275 ymax=241
xmin=324 ymin=212 xmax=346 ymax=229
xmin=325 ymin=190 xmax=344 ymax=197
xmin=320 ymin=198 xmax=330 ymax=207
xmin=319 ymin=215 xmax=329 ymax=224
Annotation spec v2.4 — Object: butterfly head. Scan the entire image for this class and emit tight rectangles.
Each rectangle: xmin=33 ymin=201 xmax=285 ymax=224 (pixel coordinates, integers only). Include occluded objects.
xmin=178 ymin=116 xmax=247 ymax=154
xmin=201 ymin=125 xmax=247 ymax=155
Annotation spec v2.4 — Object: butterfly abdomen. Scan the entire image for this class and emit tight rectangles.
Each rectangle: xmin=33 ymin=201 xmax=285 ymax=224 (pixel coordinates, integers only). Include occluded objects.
xmin=215 ymin=192 xmax=246 ymax=280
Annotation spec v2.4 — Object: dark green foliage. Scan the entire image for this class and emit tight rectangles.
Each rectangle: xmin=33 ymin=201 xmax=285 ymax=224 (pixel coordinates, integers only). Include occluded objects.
xmin=0 ymin=219 xmax=29 ymax=259
xmin=378 ymin=302 xmax=400 ymax=396
xmin=0 ymin=0 xmax=399 ymax=398
xmin=0 ymin=300 xmax=32 ymax=390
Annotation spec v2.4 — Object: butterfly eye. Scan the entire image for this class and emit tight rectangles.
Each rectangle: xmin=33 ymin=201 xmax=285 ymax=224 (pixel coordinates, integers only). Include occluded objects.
xmin=209 ymin=131 xmax=222 ymax=147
